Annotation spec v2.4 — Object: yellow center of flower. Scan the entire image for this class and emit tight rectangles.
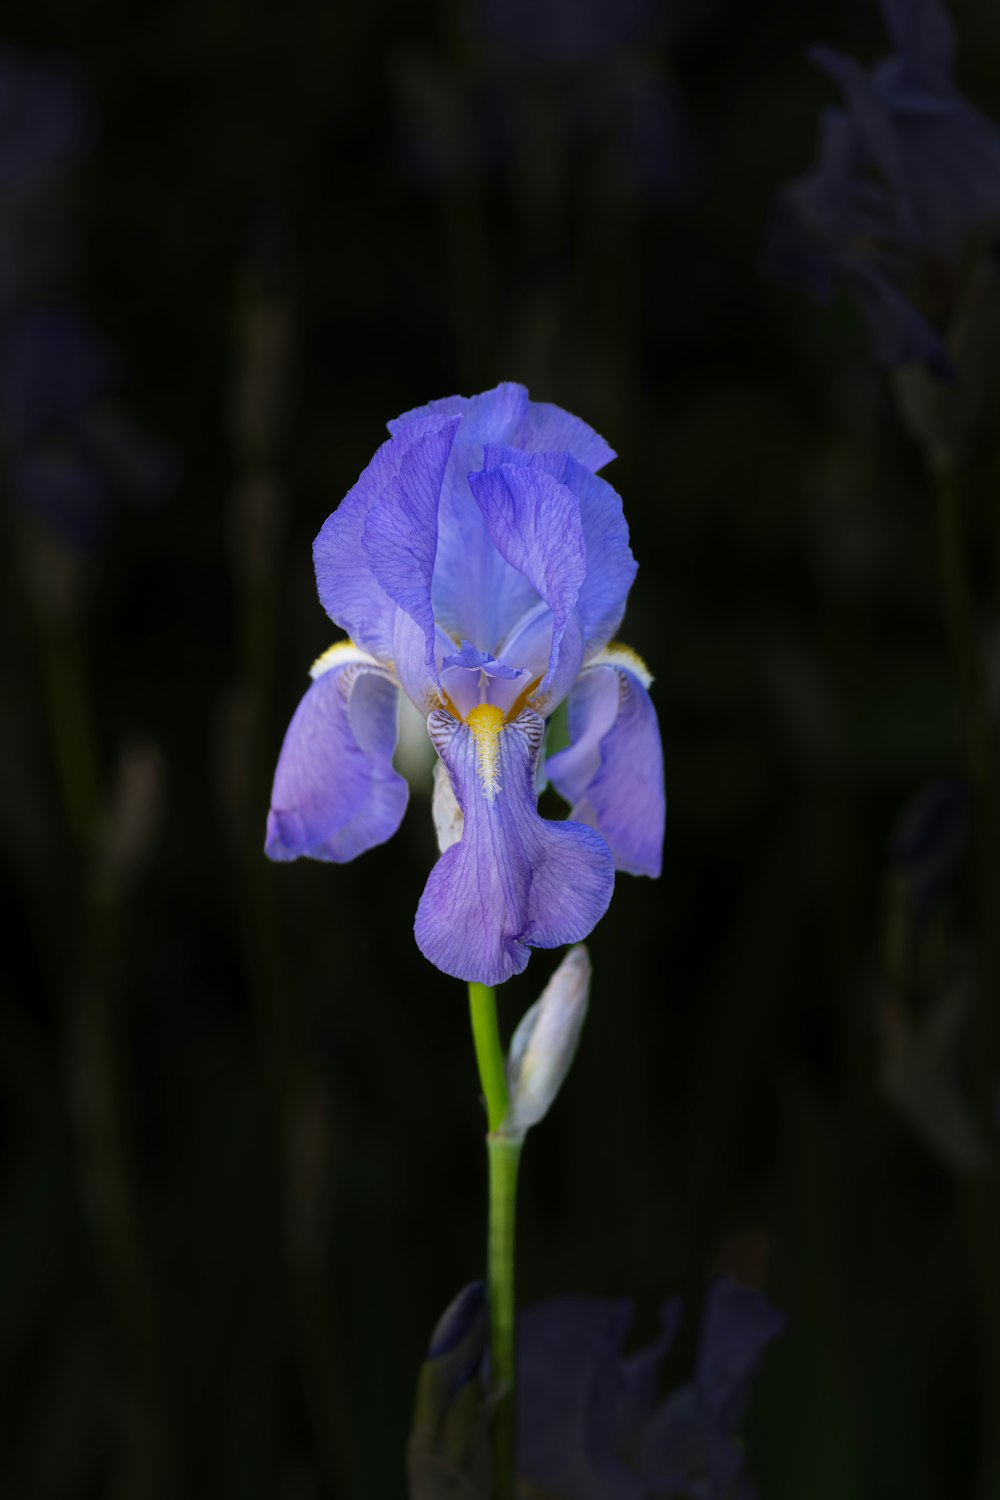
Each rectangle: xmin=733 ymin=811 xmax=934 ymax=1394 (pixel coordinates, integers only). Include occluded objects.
xmin=466 ymin=702 xmax=505 ymax=800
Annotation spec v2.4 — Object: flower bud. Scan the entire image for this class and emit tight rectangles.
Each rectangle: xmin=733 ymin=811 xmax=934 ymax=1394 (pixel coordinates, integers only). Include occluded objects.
xmin=408 ymin=1283 xmax=488 ymax=1497
xmin=503 ymin=945 xmax=590 ymax=1139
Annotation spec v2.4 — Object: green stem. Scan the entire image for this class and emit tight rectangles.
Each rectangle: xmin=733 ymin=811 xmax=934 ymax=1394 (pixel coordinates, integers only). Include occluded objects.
xmin=468 ymin=983 xmax=509 ymax=1134
xmin=467 ymin=983 xmax=520 ymax=1500
xmin=487 ymin=1134 xmax=521 ymax=1500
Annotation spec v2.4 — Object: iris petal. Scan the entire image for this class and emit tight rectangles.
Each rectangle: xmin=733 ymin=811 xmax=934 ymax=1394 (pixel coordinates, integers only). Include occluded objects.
xmin=388 ymin=383 xmax=614 ymax=654
xmin=516 ymin=401 xmax=616 ymax=472
xmin=312 ymin=414 xmax=457 ymax=661
xmin=361 ymin=416 xmax=460 ymax=684
xmin=481 ymin=446 xmax=637 ymax=657
xmin=467 ymin=461 xmax=586 ymax=694
xmin=386 ymin=381 xmax=530 ymax=442
xmin=414 ymin=709 xmax=614 ymax=985
xmin=498 ymin=602 xmax=586 ymax=718
xmin=441 ymin=640 xmax=523 ymax=678
xmin=265 ymin=660 xmax=408 ymax=863
xmin=440 ymin=641 xmax=528 ymax=719
xmin=391 ymin=384 xmax=535 ymax=650
xmin=547 ymin=659 xmax=665 ymax=878
xmin=388 ymin=382 xmax=615 ymax=471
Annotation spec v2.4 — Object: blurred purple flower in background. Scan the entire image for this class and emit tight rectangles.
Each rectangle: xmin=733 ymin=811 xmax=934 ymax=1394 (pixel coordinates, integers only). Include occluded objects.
xmin=0 ymin=48 xmax=92 ymax=188
xmin=762 ymin=0 xmax=1000 ymax=376
xmin=478 ymin=0 xmax=652 ymax=62
xmin=517 ymin=1280 xmax=784 ymax=1500
xmin=266 ymin=383 xmax=665 ymax=986
xmin=0 ymin=302 xmax=117 ymax=443
xmin=0 ymin=49 xmax=93 ymax=317
xmin=0 ymin=303 xmax=176 ymax=547
xmin=889 ymin=776 xmax=970 ymax=930
xmin=409 ymin=1278 xmax=785 ymax=1499
xmin=394 ymin=0 xmax=697 ymax=203
xmin=0 ymin=52 xmax=175 ymax=549
xmin=880 ymin=777 xmax=985 ymax=1173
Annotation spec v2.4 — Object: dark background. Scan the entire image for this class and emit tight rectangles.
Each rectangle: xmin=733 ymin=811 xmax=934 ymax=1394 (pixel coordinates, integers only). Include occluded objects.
xmin=3 ymin=0 xmax=1000 ymax=1496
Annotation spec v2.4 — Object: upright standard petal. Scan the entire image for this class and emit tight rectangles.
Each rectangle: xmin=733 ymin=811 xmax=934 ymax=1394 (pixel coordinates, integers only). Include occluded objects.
xmin=414 ymin=709 xmax=614 ymax=986
xmin=386 ymin=381 xmax=529 ymax=443
xmin=361 ymin=415 xmax=460 ymax=685
xmin=516 ymin=399 xmax=616 ymax=472
xmin=388 ymin=382 xmax=614 ymax=473
xmin=312 ymin=414 xmax=457 ymax=662
xmin=547 ymin=651 xmax=665 ymax=878
xmin=552 ymin=457 xmax=635 ymax=656
xmin=481 ymin=446 xmax=637 ymax=657
xmin=388 ymin=383 xmax=615 ymax=654
xmin=265 ymin=653 xmax=408 ymax=864
xmin=395 ymin=385 xmax=538 ymax=651
xmin=467 ymin=460 xmax=586 ymax=693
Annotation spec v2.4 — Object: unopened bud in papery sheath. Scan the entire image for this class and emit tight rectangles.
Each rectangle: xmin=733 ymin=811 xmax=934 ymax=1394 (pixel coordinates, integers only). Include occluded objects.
xmin=503 ymin=945 xmax=590 ymax=1139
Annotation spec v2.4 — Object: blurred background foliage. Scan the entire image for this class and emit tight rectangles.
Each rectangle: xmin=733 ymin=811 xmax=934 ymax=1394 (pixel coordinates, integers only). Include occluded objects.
xmin=3 ymin=0 xmax=1000 ymax=1495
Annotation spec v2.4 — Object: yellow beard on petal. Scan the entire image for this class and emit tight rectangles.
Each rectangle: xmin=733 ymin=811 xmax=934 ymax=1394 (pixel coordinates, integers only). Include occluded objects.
xmin=309 ymin=638 xmax=383 ymax=679
xmin=588 ymin=641 xmax=653 ymax=688
xmin=466 ymin=702 xmax=505 ymax=800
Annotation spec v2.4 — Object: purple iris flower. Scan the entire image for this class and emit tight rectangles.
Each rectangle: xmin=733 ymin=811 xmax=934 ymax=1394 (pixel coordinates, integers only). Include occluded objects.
xmin=889 ymin=776 xmax=970 ymax=928
xmin=0 ymin=303 xmax=176 ymax=547
xmin=0 ymin=50 xmax=94 ymax=319
xmin=0 ymin=49 xmax=93 ymax=193
xmin=479 ymin=0 xmax=652 ymax=63
xmin=265 ymin=382 xmax=665 ymax=987
xmin=762 ymin=0 xmax=1000 ymax=376
xmin=409 ymin=1278 xmax=785 ymax=1498
xmin=395 ymin=0 xmax=697 ymax=204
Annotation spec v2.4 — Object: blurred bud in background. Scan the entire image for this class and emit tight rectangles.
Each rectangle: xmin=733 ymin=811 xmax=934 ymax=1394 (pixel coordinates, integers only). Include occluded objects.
xmin=409 ymin=1282 xmax=489 ymax=1500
